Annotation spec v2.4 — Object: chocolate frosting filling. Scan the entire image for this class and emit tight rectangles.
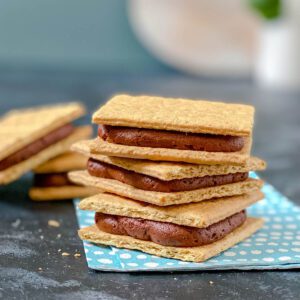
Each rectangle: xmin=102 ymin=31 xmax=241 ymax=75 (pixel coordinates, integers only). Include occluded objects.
xmin=0 ymin=124 xmax=74 ymax=171
xmin=98 ymin=125 xmax=245 ymax=152
xmin=95 ymin=210 xmax=247 ymax=247
xmin=87 ymin=158 xmax=248 ymax=192
xmin=34 ymin=173 xmax=74 ymax=187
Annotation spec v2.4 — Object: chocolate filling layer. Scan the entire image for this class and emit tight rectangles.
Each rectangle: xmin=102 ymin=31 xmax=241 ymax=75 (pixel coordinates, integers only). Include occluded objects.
xmin=34 ymin=173 xmax=75 ymax=187
xmin=0 ymin=124 xmax=74 ymax=171
xmin=95 ymin=210 xmax=247 ymax=247
xmin=98 ymin=125 xmax=245 ymax=152
xmin=87 ymin=158 xmax=248 ymax=192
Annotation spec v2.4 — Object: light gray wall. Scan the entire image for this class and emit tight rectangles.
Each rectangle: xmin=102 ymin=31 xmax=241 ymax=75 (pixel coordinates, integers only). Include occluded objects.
xmin=0 ymin=0 xmax=164 ymax=72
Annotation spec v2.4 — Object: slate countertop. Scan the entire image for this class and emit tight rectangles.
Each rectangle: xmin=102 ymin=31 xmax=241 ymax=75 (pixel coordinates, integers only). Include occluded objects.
xmin=0 ymin=72 xmax=299 ymax=300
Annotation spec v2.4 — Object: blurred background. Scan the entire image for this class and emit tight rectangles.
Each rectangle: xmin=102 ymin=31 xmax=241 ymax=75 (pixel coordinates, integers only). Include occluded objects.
xmin=0 ymin=0 xmax=299 ymax=89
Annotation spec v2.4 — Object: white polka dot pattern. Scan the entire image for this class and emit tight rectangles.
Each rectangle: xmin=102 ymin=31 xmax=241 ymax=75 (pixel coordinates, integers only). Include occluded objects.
xmin=74 ymin=172 xmax=300 ymax=271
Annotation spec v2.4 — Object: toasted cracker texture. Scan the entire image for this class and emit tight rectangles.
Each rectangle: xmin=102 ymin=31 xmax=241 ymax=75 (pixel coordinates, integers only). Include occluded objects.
xmin=79 ymin=190 xmax=264 ymax=228
xmin=90 ymin=137 xmax=252 ymax=165
xmin=72 ymin=140 xmax=266 ymax=180
xmin=29 ymin=186 xmax=99 ymax=201
xmin=69 ymin=170 xmax=263 ymax=206
xmin=79 ymin=218 xmax=264 ymax=262
xmin=92 ymin=95 xmax=254 ymax=136
xmin=34 ymin=152 xmax=89 ymax=174
xmin=0 ymin=102 xmax=85 ymax=161
xmin=0 ymin=126 xmax=90 ymax=185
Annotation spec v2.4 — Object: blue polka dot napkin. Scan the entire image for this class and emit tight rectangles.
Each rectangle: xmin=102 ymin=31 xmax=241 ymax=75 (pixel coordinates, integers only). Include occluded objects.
xmin=74 ymin=173 xmax=300 ymax=272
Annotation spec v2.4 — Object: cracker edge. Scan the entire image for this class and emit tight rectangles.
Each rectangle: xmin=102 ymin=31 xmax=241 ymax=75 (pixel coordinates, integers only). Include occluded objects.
xmin=29 ymin=186 xmax=99 ymax=201
xmin=34 ymin=152 xmax=90 ymax=174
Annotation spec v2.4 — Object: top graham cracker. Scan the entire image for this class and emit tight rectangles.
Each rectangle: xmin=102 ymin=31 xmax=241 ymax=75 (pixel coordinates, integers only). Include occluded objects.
xmin=0 ymin=102 xmax=85 ymax=161
xmin=92 ymin=95 xmax=255 ymax=136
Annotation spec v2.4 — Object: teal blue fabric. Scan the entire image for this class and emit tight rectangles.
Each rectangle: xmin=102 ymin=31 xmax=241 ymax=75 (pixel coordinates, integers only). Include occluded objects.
xmin=74 ymin=173 xmax=300 ymax=272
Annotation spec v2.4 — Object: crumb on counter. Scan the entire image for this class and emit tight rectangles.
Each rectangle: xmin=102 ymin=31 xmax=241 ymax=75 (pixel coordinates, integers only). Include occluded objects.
xmin=11 ymin=219 xmax=21 ymax=228
xmin=48 ymin=220 xmax=60 ymax=227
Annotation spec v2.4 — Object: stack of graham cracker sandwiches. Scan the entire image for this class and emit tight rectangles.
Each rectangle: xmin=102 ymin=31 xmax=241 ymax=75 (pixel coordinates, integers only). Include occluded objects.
xmin=69 ymin=95 xmax=266 ymax=262
xmin=0 ymin=102 xmax=96 ymax=201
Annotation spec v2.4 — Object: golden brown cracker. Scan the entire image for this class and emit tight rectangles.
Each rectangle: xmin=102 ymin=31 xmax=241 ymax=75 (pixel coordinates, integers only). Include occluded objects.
xmin=0 ymin=126 xmax=90 ymax=185
xmin=92 ymin=95 xmax=254 ymax=136
xmin=34 ymin=152 xmax=89 ymax=174
xmin=69 ymin=170 xmax=263 ymax=206
xmin=79 ymin=190 xmax=264 ymax=228
xmin=90 ymin=137 xmax=252 ymax=165
xmin=29 ymin=186 xmax=99 ymax=201
xmin=0 ymin=102 xmax=85 ymax=161
xmin=72 ymin=140 xmax=265 ymax=180
xmin=79 ymin=218 xmax=264 ymax=262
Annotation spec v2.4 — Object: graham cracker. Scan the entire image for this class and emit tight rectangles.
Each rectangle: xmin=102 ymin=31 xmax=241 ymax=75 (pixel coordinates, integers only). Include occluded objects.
xmin=69 ymin=170 xmax=263 ymax=206
xmin=92 ymin=95 xmax=254 ymax=136
xmin=79 ymin=218 xmax=264 ymax=263
xmin=34 ymin=152 xmax=89 ymax=174
xmin=0 ymin=126 xmax=91 ymax=185
xmin=79 ymin=190 xmax=264 ymax=228
xmin=29 ymin=186 xmax=99 ymax=201
xmin=72 ymin=140 xmax=266 ymax=180
xmin=0 ymin=102 xmax=85 ymax=161
xmin=90 ymin=137 xmax=252 ymax=165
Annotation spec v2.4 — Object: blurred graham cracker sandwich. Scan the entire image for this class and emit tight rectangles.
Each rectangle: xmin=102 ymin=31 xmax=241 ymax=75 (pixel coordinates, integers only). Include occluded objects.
xmin=0 ymin=102 xmax=91 ymax=185
xmin=30 ymin=148 xmax=99 ymax=201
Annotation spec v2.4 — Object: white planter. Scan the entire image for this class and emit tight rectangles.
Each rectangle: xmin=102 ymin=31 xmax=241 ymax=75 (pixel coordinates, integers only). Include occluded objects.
xmin=255 ymin=2 xmax=300 ymax=90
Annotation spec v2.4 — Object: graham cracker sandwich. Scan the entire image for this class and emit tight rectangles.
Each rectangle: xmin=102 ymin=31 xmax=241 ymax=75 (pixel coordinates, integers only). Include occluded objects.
xmin=78 ymin=191 xmax=264 ymax=262
xmin=30 ymin=151 xmax=98 ymax=201
xmin=69 ymin=140 xmax=265 ymax=206
xmin=91 ymin=95 xmax=255 ymax=165
xmin=0 ymin=103 xmax=89 ymax=185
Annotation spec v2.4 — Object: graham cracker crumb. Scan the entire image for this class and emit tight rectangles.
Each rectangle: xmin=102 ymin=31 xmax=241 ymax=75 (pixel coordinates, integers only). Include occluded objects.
xmin=11 ymin=219 xmax=21 ymax=228
xmin=48 ymin=220 xmax=60 ymax=227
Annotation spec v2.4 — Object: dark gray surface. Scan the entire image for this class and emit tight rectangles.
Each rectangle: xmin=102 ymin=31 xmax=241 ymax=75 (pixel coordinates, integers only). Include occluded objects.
xmin=0 ymin=72 xmax=299 ymax=300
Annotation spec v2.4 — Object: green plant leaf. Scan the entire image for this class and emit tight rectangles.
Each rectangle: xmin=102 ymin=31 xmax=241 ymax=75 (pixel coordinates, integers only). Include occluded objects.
xmin=249 ymin=0 xmax=281 ymax=20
